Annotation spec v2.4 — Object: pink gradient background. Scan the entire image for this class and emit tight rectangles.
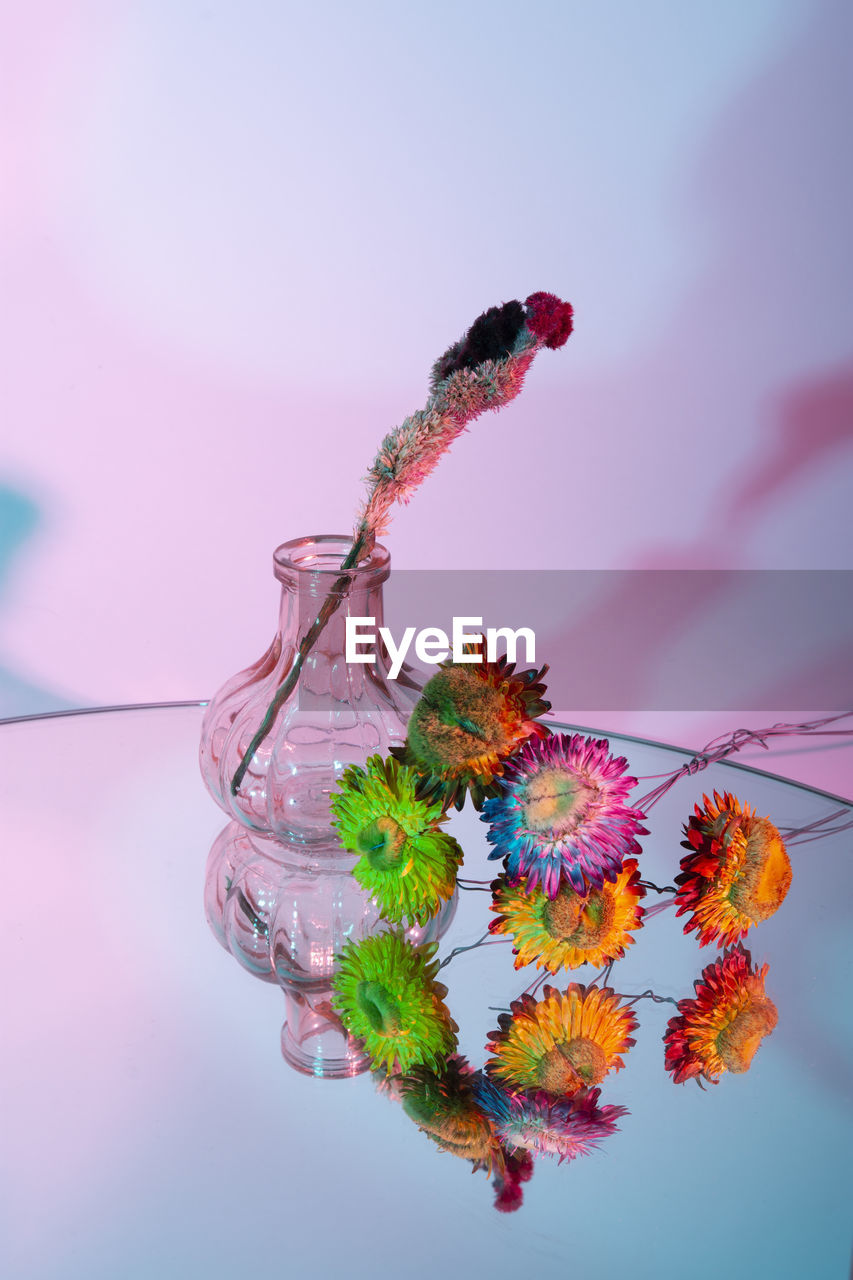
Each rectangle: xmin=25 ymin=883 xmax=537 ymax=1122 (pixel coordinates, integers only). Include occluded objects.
xmin=1 ymin=1 xmax=851 ymax=789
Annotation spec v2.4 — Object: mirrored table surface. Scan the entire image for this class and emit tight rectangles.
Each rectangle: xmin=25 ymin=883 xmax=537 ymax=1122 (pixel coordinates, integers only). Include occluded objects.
xmin=1 ymin=705 xmax=850 ymax=1280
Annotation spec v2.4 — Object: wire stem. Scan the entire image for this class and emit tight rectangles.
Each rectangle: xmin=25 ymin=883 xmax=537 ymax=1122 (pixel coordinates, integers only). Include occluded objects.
xmin=438 ymin=933 xmax=507 ymax=971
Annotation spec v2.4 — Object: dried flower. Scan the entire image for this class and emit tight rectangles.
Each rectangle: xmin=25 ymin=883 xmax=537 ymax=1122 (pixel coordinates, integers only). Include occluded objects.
xmin=492 ymin=1147 xmax=533 ymax=1213
xmin=475 ymin=1076 xmax=627 ymax=1163
xmin=489 ymin=858 xmax=645 ymax=971
xmin=358 ymin=292 xmax=574 ymax=550
xmin=523 ymin=291 xmax=575 ymax=349
xmin=482 ymin=733 xmax=647 ymax=898
xmin=664 ymin=945 xmax=777 ymax=1084
xmin=391 ymin=655 xmax=551 ymax=810
xmin=397 ymin=1056 xmax=502 ymax=1172
xmin=675 ymin=792 xmax=792 ymax=947
xmin=485 ymin=984 xmax=637 ymax=1098
xmin=431 ymin=300 xmax=528 ymax=383
xmin=331 ymin=933 xmax=458 ymax=1074
xmin=330 ymin=755 xmax=463 ymax=925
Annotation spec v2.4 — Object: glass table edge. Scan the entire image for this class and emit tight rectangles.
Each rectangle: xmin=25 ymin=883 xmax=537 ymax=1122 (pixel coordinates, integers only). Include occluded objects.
xmin=0 ymin=699 xmax=849 ymax=809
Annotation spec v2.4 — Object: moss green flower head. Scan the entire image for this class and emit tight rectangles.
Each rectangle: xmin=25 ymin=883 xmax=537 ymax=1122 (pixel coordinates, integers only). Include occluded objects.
xmin=391 ymin=655 xmax=551 ymax=811
xmin=397 ymin=1057 xmax=502 ymax=1172
xmin=331 ymin=755 xmax=463 ymax=925
xmin=331 ymin=932 xmax=458 ymax=1074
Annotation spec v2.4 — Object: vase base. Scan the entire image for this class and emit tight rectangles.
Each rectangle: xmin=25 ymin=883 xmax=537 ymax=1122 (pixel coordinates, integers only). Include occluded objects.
xmin=280 ymin=988 xmax=371 ymax=1079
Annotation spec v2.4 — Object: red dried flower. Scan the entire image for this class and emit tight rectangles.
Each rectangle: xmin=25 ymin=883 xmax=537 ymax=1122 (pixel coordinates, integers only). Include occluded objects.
xmin=664 ymin=945 xmax=778 ymax=1085
xmin=525 ymin=291 xmax=574 ymax=349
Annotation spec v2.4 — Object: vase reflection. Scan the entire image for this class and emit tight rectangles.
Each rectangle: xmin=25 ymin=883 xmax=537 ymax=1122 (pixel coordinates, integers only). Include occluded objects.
xmin=204 ymin=819 xmax=457 ymax=1077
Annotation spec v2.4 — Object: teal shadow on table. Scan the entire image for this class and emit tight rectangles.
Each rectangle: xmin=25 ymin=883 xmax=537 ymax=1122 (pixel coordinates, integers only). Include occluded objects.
xmin=0 ymin=483 xmax=74 ymax=718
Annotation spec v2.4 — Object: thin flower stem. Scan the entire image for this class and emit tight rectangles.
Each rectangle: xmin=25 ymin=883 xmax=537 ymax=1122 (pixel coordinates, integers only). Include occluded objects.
xmin=635 ymin=712 xmax=853 ymax=811
xmin=785 ymin=820 xmax=853 ymax=846
xmin=781 ymin=806 xmax=853 ymax=845
xmin=638 ymin=879 xmax=678 ymax=894
xmin=234 ymin=887 xmax=269 ymax=938
xmin=437 ymin=933 xmax=507 ymax=971
xmin=616 ymin=988 xmax=679 ymax=1008
xmin=644 ymin=897 xmax=677 ymax=919
xmin=523 ymin=970 xmax=550 ymax=998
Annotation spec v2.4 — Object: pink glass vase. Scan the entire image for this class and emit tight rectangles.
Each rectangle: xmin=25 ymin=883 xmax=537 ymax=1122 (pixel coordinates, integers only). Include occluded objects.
xmin=200 ymin=534 xmax=416 ymax=842
xmin=200 ymin=534 xmax=455 ymax=1078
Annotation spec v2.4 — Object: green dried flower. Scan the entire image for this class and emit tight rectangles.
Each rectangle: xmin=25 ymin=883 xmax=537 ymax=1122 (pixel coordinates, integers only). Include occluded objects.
xmin=332 ymin=933 xmax=458 ymax=1074
xmin=331 ymin=755 xmax=463 ymax=925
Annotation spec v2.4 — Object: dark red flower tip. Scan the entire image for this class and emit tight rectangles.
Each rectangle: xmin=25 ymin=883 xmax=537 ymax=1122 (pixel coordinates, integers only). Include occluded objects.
xmin=493 ymin=1178 xmax=524 ymax=1213
xmin=524 ymin=291 xmax=574 ymax=349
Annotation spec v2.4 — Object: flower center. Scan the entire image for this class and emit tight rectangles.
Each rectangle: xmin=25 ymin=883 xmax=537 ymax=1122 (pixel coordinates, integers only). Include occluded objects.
xmin=358 ymin=816 xmax=409 ymax=871
xmin=537 ymin=1038 xmax=608 ymax=1094
xmin=402 ymin=1089 xmax=493 ymax=1161
xmin=729 ymin=819 xmax=792 ymax=923
xmin=569 ymin=891 xmax=616 ymax=947
xmin=542 ymin=888 xmax=584 ymax=939
xmin=716 ymin=995 xmax=778 ymax=1073
xmin=522 ymin=767 xmax=598 ymax=836
xmin=408 ymin=668 xmax=519 ymax=773
xmin=356 ymin=980 xmax=402 ymax=1035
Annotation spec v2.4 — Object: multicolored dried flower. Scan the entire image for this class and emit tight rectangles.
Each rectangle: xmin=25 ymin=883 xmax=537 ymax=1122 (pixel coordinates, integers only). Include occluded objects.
xmin=231 ymin=291 xmax=574 ymax=796
xmin=360 ymin=292 xmax=575 ymax=547
xmin=675 ymin=792 xmax=792 ymax=947
xmin=397 ymin=1056 xmax=502 ymax=1172
xmin=391 ymin=655 xmax=550 ymax=810
xmin=475 ymin=1076 xmax=628 ymax=1163
xmin=664 ymin=945 xmax=778 ymax=1084
xmin=489 ymin=858 xmax=645 ymax=971
xmin=482 ymin=733 xmax=647 ymax=898
xmin=485 ymin=983 xmax=637 ymax=1097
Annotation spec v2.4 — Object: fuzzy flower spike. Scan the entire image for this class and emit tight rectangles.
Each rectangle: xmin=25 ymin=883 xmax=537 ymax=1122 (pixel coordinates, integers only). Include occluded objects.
xmin=675 ymin=792 xmax=792 ymax=947
xmin=359 ymin=292 xmax=574 ymax=547
xmin=392 ymin=653 xmax=551 ymax=810
xmin=330 ymin=755 xmax=463 ymax=925
xmin=231 ymin=293 xmax=573 ymax=795
xmin=482 ymin=733 xmax=647 ymax=898
xmin=664 ymin=945 xmax=777 ymax=1084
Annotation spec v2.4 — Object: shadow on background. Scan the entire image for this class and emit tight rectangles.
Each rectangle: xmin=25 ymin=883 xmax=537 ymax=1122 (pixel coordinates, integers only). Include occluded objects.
xmin=723 ymin=362 xmax=853 ymax=523
xmin=0 ymin=483 xmax=73 ymax=718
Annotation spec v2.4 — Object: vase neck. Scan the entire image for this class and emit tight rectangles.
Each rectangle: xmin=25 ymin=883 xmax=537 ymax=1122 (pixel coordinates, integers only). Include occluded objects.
xmin=273 ymin=534 xmax=389 ymax=658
